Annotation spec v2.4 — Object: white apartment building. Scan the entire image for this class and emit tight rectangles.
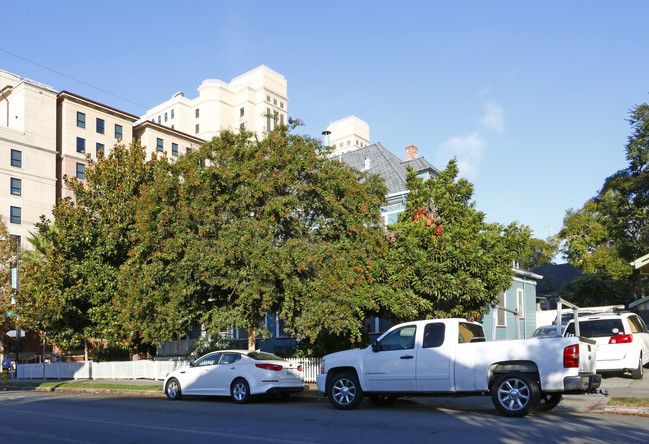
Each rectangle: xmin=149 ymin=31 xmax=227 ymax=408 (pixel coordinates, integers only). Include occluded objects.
xmin=0 ymin=70 xmax=58 ymax=243
xmin=325 ymin=116 xmax=371 ymax=156
xmin=0 ymin=69 xmax=206 ymax=243
xmin=143 ymin=65 xmax=288 ymax=140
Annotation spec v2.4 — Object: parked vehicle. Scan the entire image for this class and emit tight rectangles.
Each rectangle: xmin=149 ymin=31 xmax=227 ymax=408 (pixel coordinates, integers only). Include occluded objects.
xmin=533 ymin=324 xmax=566 ymax=337
xmin=164 ymin=350 xmax=304 ymax=403
xmin=563 ymin=312 xmax=649 ymax=379
xmin=316 ymin=318 xmax=601 ymax=417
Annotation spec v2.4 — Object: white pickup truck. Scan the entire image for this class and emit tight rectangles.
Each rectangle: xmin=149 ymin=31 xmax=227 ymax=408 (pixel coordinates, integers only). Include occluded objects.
xmin=316 ymin=318 xmax=601 ymax=417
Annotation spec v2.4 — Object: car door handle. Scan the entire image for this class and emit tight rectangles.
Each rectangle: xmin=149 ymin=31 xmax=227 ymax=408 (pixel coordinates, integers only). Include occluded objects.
xmin=400 ymin=355 xmax=414 ymax=359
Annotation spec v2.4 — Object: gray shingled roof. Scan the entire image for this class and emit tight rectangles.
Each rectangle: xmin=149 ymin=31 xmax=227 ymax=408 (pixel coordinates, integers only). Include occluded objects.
xmin=336 ymin=143 xmax=439 ymax=195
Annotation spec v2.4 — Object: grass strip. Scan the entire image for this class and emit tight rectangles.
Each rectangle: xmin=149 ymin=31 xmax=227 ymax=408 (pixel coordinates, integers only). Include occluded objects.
xmin=608 ymin=397 xmax=649 ymax=408
xmin=3 ymin=381 xmax=162 ymax=391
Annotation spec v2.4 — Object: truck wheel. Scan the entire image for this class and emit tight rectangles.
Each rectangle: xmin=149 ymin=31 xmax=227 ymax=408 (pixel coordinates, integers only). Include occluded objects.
xmin=536 ymin=393 xmax=561 ymax=411
xmin=329 ymin=372 xmax=363 ymax=410
xmin=491 ymin=372 xmax=540 ymax=417
xmin=368 ymin=394 xmax=397 ymax=406
xmin=631 ymin=354 xmax=643 ymax=380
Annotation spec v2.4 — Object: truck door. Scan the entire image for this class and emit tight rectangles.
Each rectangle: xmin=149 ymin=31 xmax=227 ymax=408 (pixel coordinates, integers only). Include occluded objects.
xmin=416 ymin=322 xmax=452 ymax=391
xmin=363 ymin=324 xmax=417 ymax=391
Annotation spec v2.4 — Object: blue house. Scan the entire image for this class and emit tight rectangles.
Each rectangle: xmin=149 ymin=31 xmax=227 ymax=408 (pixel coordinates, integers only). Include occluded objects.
xmin=481 ymin=268 xmax=543 ymax=340
xmin=337 ymin=143 xmax=439 ymax=225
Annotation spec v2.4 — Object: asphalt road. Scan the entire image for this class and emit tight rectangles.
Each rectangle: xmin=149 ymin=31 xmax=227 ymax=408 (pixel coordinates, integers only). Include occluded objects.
xmin=1 ymin=383 xmax=649 ymax=444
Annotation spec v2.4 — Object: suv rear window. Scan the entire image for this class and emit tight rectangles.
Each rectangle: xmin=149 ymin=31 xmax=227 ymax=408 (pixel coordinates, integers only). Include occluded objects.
xmin=565 ymin=319 xmax=625 ymax=337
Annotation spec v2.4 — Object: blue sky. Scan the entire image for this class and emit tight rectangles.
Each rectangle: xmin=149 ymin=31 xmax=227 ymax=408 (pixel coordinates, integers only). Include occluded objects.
xmin=3 ymin=1 xmax=648 ymax=257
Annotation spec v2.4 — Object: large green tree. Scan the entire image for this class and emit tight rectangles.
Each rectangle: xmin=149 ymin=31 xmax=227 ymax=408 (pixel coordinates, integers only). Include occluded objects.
xmin=377 ymin=160 xmax=531 ymax=321
xmin=558 ymin=102 xmax=649 ymax=299
xmin=518 ymin=237 xmax=558 ymax=269
xmin=17 ymin=142 xmax=158 ymax=353
xmin=124 ymin=123 xmax=389 ymax=349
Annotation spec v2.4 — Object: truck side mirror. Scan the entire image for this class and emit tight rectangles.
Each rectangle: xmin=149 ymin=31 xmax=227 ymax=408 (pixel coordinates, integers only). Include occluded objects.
xmin=371 ymin=341 xmax=381 ymax=352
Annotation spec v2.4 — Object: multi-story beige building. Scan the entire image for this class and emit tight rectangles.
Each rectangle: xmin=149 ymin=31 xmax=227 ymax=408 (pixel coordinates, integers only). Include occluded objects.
xmin=142 ymin=65 xmax=288 ymax=140
xmin=0 ymin=70 xmax=58 ymax=242
xmin=325 ymin=115 xmax=371 ymax=156
xmin=0 ymin=69 xmax=206 ymax=243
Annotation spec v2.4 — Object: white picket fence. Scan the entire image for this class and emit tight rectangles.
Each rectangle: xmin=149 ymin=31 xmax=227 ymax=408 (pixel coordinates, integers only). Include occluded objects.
xmin=16 ymin=358 xmax=322 ymax=383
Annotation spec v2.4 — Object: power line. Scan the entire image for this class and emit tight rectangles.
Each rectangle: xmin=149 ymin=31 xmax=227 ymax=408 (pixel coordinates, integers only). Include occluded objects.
xmin=0 ymin=47 xmax=148 ymax=110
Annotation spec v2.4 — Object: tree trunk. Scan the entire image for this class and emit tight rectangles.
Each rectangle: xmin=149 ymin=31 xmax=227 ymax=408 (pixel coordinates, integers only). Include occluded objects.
xmin=84 ymin=339 xmax=89 ymax=362
xmin=247 ymin=327 xmax=256 ymax=351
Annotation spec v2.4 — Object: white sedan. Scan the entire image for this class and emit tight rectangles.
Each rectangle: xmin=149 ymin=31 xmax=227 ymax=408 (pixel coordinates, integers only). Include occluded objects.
xmin=164 ymin=350 xmax=304 ymax=403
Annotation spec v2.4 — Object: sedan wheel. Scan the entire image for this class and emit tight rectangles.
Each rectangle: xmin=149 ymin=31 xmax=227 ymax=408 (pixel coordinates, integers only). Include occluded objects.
xmin=231 ymin=379 xmax=252 ymax=404
xmin=165 ymin=378 xmax=182 ymax=400
xmin=491 ymin=372 xmax=540 ymax=417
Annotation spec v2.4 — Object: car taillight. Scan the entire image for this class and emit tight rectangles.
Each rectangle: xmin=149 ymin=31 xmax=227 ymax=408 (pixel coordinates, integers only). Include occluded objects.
xmin=564 ymin=344 xmax=579 ymax=368
xmin=255 ymin=363 xmax=283 ymax=371
xmin=297 ymin=365 xmax=303 ymax=372
xmin=321 ymin=359 xmax=326 ymax=373
xmin=609 ymin=334 xmax=633 ymax=344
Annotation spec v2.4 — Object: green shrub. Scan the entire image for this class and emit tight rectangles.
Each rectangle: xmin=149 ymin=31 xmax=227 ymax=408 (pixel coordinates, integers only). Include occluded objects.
xmin=92 ymin=345 xmax=131 ymax=362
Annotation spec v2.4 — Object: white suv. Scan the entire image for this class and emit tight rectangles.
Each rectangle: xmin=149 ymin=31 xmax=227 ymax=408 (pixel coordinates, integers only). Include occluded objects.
xmin=564 ymin=312 xmax=649 ymax=379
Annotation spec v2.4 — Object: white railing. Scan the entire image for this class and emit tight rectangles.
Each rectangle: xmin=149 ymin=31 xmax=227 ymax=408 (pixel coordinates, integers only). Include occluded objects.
xmin=17 ymin=357 xmax=322 ymax=383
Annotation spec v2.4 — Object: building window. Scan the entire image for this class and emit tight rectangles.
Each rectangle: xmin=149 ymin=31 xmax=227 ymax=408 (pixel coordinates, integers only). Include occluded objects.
xmin=164 ymin=112 xmax=168 ymax=122
xmin=186 ymin=147 xmax=191 ymax=153
xmin=280 ymin=114 xmax=284 ymax=126
xmin=171 ymin=125 xmax=174 ymax=129
xmin=11 ymin=149 xmax=22 ymax=168
xmin=273 ymin=98 xmax=277 ymax=105
xmin=266 ymin=95 xmax=270 ymax=102
xmin=76 ymin=163 xmax=85 ymax=179
xmin=280 ymin=102 xmax=284 ymax=109
xmin=195 ymin=124 xmax=199 ymax=134
xmin=172 ymin=143 xmax=178 ymax=156
xmin=171 ymin=109 xmax=175 ymax=119
xmin=96 ymin=143 xmax=105 ymax=158
xmin=195 ymin=108 xmax=200 ymax=118
xmin=10 ymin=178 xmax=21 ymax=196
xmin=497 ymin=292 xmax=507 ymax=327
xmin=157 ymin=116 xmax=161 ymax=124
xmin=96 ymin=118 xmax=105 ymax=134
xmin=10 ymin=206 xmax=21 ymax=224
xmin=76 ymin=137 xmax=86 ymax=153
xmin=157 ymin=138 xmax=164 ymax=152
xmin=115 ymin=124 xmax=123 ymax=140
xmin=240 ymin=107 xmax=245 ymax=117
xmin=77 ymin=111 xmax=86 ymax=128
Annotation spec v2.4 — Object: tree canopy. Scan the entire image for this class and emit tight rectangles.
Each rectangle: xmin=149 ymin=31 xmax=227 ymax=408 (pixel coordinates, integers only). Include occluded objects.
xmin=558 ymin=102 xmax=649 ymax=300
xmin=123 ymin=123 xmax=389 ymax=349
xmin=17 ymin=141 xmax=157 ymax=350
xmin=377 ymin=160 xmax=531 ymax=321
xmin=518 ymin=237 xmax=558 ymax=269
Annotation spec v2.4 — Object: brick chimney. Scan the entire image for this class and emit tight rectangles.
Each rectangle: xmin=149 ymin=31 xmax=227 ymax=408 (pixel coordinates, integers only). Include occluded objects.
xmin=405 ymin=145 xmax=418 ymax=161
